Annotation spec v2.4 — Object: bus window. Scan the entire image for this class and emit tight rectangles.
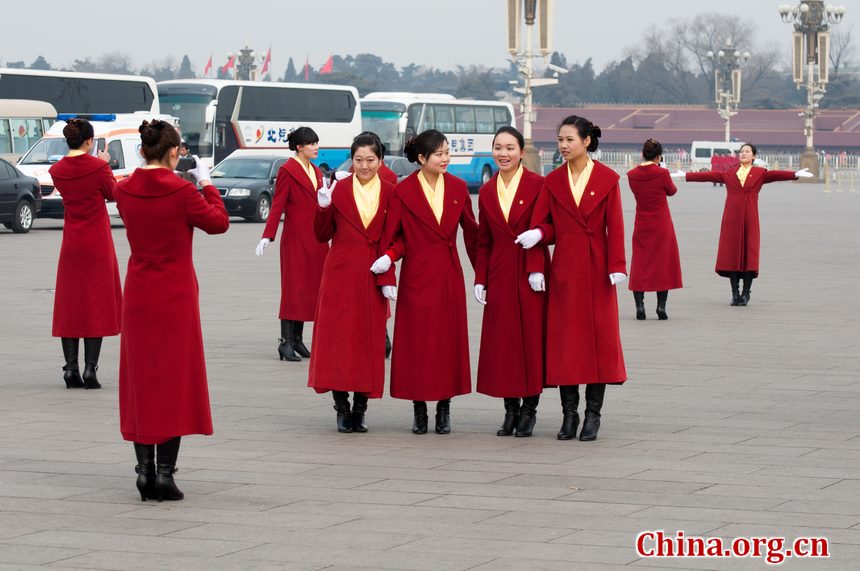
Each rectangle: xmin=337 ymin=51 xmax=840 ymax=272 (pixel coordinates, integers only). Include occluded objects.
xmin=474 ymin=107 xmax=495 ymax=134
xmin=695 ymin=148 xmax=711 ymax=158
xmin=432 ymin=105 xmax=455 ymax=133
xmin=455 ymin=106 xmax=476 ymax=134
xmin=406 ymin=103 xmax=422 ymax=138
xmin=494 ymin=107 xmax=512 ymax=130
xmin=238 ymin=86 xmax=356 ymax=123
xmin=0 ymin=120 xmax=10 ymax=154
xmin=107 ymin=140 xmax=125 ymax=170
xmin=9 ymin=118 xmax=43 ymax=154
xmin=0 ymin=74 xmax=156 ymax=114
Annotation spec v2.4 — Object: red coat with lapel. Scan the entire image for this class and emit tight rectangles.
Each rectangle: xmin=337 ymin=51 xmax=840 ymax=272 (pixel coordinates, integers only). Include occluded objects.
xmin=115 ymin=168 xmax=229 ymax=444
xmin=308 ymin=175 xmax=395 ymax=398
xmin=262 ymin=158 xmax=329 ymax=320
xmin=378 ymin=171 xmax=478 ymax=401
xmin=527 ymin=161 xmax=627 ymax=386
xmin=49 ymin=154 xmax=122 ymax=338
xmin=627 ymin=164 xmax=683 ymax=291
xmin=686 ymin=166 xmax=797 ymax=277
xmin=474 ymin=168 xmax=549 ymax=398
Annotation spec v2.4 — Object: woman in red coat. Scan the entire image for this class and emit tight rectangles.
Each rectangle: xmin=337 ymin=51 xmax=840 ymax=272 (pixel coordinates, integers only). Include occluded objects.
xmin=375 ymin=129 xmax=478 ymax=435
xmin=49 ymin=118 xmax=121 ymax=390
xmin=309 ymin=133 xmax=394 ymax=433
xmin=115 ymin=120 xmax=229 ymax=502
xmin=256 ymin=127 xmax=329 ymax=361
xmin=474 ymin=126 xmax=549 ymax=437
xmin=675 ymin=143 xmax=811 ymax=305
xmin=518 ymin=115 xmax=627 ymax=442
xmin=627 ymin=138 xmax=682 ymax=320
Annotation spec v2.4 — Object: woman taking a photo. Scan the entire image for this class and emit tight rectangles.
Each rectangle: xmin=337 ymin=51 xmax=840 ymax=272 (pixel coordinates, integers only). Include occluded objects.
xmin=474 ymin=126 xmax=548 ymax=437
xmin=256 ymin=127 xmax=328 ymax=361
xmin=309 ymin=133 xmax=395 ymax=433
xmin=49 ymin=118 xmax=121 ymax=390
xmin=375 ymin=129 xmax=477 ymax=435
xmin=116 ymin=120 xmax=228 ymax=502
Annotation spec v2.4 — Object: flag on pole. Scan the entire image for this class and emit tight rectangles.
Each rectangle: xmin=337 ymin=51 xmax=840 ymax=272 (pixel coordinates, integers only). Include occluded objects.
xmin=203 ymin=54 xmax=213 ymax=78
xmin=261 ymin=46 xmax=272 ymax=79
xmin=319 ymin=54 xmax=334 ymax=75
xmin=303 ymin=53 xmax=310 ymax=81
xmin=221 ymin=54 xmax=236 ymax=75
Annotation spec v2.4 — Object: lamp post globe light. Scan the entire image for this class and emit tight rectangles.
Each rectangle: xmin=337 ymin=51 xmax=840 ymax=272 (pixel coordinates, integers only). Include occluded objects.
xmin=707 ymin=39 xmax=750 ymax=143
xmin=778 ymin=1 xmax=847 ymax=182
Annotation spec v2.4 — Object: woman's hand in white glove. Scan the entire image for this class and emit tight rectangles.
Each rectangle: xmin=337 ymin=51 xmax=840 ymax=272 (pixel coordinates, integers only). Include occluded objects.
xmin=795 ymin=168 xmax=814 ymax=179
xmin=381 ymin=285 xmax=397 ymax=301
xmin=255 ymin=238 xmax=271 ymax=256
xmin=609 ymin=273 xmax=628 ymax=285
xmin=669 ymin=171 xmax=686 ymax=179
xmin=528 ymin=272 xmax=545 ymax=292
xmin=317 ymin=181 xmax=333 ymax=208
xmin=515 ymin=228 xmax=543 ymax=249
xmin=474 ymin=284 xmax=487 ymax=305
xmin=370 ymin=254 xmax=392 ymax=274
xmin=191 ymin=155 xmax=212 ymax=186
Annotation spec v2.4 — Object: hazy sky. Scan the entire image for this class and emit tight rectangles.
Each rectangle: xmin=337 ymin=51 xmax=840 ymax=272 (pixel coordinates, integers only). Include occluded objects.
xmin=2 ymin=0 xmax=853 ymax=74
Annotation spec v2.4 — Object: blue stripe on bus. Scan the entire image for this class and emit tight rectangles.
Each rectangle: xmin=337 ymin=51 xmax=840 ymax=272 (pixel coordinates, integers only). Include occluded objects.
xmin=445 ymin=156 xmax=497 ymax=186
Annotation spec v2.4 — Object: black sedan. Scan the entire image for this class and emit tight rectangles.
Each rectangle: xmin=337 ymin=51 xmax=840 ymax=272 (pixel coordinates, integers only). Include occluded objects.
xmin=0 ymin=158 xmax=41 ymax=233
xmin=210 ymin=155 xmax=288 ymax=223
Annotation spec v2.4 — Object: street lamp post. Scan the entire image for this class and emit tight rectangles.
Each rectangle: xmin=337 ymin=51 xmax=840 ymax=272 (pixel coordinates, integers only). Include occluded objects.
xmin=707 ymin=39 xmax=750 ymax=143
xmin=778 ymin=1 xmax=847 ymax=181
xmin=234 ymin=45 xmax=257 ymax=81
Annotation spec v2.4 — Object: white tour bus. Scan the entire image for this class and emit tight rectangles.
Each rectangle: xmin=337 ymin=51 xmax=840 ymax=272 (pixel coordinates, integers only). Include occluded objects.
xmin=360 ymin=92 xmax=515 ymax=187
xmin=157 ymin=79 xmax=362 ymax=168
xmin=0 ymin=99 xmax=57 ymax=162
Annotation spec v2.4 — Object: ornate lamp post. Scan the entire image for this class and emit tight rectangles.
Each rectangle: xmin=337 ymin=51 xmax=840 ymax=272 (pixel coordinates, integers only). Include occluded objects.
xmin=231 ymin=45 xmax=257 ymax=81
xmin=707 ymin=39 xmax=749 ymax=143
xmin=778 ymin=1 xmax=846 ymax=181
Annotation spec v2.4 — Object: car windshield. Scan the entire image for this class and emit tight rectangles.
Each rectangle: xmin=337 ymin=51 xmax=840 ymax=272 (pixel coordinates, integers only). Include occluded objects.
xmin=19 ymin=138 xmax=72 ymax=165
xmin=211 ymin=159 xmax=272 ymax=179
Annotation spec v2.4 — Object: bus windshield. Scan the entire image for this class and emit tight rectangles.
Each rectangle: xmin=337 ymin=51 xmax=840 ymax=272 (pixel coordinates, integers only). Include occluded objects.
xmin=361 ymin=110 xmax=404 ymax=157
xmin=20 ymin=138 xmax=71 ymax=164
xmin=159 ymin=92 xmax=214 ymax=158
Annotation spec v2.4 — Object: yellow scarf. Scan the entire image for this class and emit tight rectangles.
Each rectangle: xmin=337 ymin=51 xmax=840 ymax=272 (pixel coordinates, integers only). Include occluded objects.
xmin=67 ymin=150 xmax=86 ymax=157
xmin=353 ymin=174 xmax=381 ymax=229
xmin=737 ymin=164 xmax=752 ymax=187
xmin=567 ymin=158 xmax=594 ymax=207
xmin=297 ymin=157 xmax=318 ymax=191
xmin=418 ymin=171 xmax=445 ymax=224
xmin=496 ymin=165 xmax=523 ymax=222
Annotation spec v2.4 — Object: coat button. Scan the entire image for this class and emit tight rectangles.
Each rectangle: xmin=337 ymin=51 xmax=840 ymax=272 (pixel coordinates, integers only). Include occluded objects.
xmin=589 ymin=191 xmax=595 ymax=196
xmin=453 ymin=200 xmax=459 ymax=205
xmin=586 ymin=229 xmax=593 ymax=235
xmin=368 ymin=239 xmax=374 ymax=245
xmin=518 ymin=199 xmax=524 ymax=204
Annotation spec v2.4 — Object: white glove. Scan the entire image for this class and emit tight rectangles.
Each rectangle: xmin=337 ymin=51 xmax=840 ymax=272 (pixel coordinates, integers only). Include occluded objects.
xmin=317 ymin=181 xmax=333 ymax=208
xmin=381 ymin=285 xmax=397 ymax=301
xmin=334 ymin=170 xmax=351 ymax=181
xmin=515 ymin=228 xmax=543 ymax=249
xmin=670 ymin=171 xmax=686 ymax=179
xmin=795 ymin=168 xmax=814 ymax=179
xmin=370 ymin=254 xmax=392 ymax=274
xmin=658 ymin=161 xmax=668 ymax=170
xmin=474 ymin=284 xmax=487 ymax=305
xmin=255 ymin=238 xmax=271 ymax=256
xmin=191 ymin=155 xmax=211 ymax=185
xmin=528 ymin=272 xmax=545 ymax=292
xmin=609 ymin=273 xmax=628 ymax=285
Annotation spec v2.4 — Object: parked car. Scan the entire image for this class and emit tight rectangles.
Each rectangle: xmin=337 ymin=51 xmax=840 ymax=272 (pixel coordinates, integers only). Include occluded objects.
xmin=335 ymin=156 xmax=419 ymax=183
xmin=210 ymin=154 xmax=288 ymax=223
xmin=0 ymin=157 xmax=41 ymax=233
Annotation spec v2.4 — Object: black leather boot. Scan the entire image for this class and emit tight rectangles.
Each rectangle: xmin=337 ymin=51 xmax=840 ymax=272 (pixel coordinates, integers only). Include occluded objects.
xmin=61 ymin=338 xmax=84 ymax=389
xmin=278 ymin=320 xmax=301 ymax=362
xmin=656 ymin=291 xmax=669 ymax=320
xmin=633 ymin=291 xmax=646 ymax=320
xmin=515 ymin=394 xmax=540 ymax=437
xmin=332 ymin=391 xmax=353 ymax=433
xmin=730 ymin=274 xmax=741 ymax=306
xmin=739 ymin=272 xmax=753 ymax=306
xmin=82 ymin=337 xmax=102 ymax=389
xmin=154 ymin=437 xmax=184 ymax=501
xmin=293 ymin=321 xmax=311 ymax=358
xmin=133 ymin=442 xmax=156 ymax=501
xmin=557 ymin=386 xmax=580 ymax=440
xmin=412 ymin=401 xmax=428 ymax=434
xmin=435 ymin=399 xmax=451 ymax=434
xmin=579 ymin=384 xmax=606 ymax=441
xmin=352 ymin=392 xmax=368 ymax=433
xmin=497 ymin=398 xmax=520 ymax=436
xmin=385 ymin=330 xmax=392 ymax=359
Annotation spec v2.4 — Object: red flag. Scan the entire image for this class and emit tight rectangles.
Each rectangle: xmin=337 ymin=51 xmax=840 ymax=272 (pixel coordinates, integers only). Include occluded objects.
xmin=221 ymin=54 xmax=236 ymax=75
xmin=203 ymin=54 xmax=212 ymax=77
xmin=320 ymin=54 xmax=334 ymax=74
xmin=303 ymin=54 xmax=310 ymax=81
xmin=261 ymin=46 xmax=271 ymax=78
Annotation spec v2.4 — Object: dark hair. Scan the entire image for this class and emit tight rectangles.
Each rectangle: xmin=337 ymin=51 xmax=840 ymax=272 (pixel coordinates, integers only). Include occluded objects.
xmin=62 ymin=118 xmax=94 ymax=150
xmin=287 ymin=126 xmax=319 ymax=151
xmin=493 ymin=125 xmax=525 ymax=150
xmin=180 ymin=141 xmax=189 ymax=150
xmin=642 ymin=138 xmax=663 ymax=161
xmin=352 ymin=131 xmax=384 ymax=159
xmin=559 ymin=115 xmax=601 ymax=153
xmin=139 ymin=119 xmax=181 ymax=162
xmin=740 ymin=143 xmax=757 ymax=156
xmin=404 ymin=129 xmax=447 ymax=164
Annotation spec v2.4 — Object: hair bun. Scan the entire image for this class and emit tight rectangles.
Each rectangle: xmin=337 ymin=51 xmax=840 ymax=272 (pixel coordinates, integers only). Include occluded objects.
xmin=403 ymin=137 xmax=419 ymax=163
xmin=591 ymin=125 xmax=602 ymax=139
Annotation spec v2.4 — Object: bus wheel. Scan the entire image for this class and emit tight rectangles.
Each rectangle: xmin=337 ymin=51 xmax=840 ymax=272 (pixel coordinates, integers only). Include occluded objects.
xmin=481 ymin=165 xmax=492 ymax=185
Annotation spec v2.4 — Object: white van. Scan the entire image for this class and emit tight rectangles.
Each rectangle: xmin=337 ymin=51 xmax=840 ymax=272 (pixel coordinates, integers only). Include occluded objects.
xmin=690 ymin=141 xmax=745 ymax=171
xmin=17 ymin=112 xmax=180 ymax=219
xmin=0 ymin=99 xmax=57 ymax=162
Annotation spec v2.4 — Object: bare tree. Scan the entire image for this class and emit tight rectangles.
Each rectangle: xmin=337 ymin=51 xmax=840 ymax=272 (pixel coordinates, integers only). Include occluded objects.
xmin=829 ymin=24 xmax=855 ymax=78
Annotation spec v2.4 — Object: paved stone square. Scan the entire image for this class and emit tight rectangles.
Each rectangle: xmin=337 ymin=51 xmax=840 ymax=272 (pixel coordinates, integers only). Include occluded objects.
xmin=0 ymin=179 xmax=858 ymax=570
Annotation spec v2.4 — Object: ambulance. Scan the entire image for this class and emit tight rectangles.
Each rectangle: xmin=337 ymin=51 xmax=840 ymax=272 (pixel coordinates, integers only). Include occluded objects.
xmin=16 ymin=112 xmax=180 ymax=219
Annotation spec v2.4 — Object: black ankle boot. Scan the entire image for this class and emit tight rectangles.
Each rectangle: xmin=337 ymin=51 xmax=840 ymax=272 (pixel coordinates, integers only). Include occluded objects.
xmin=332 ymin=391 xmax=353 ymax=433
xmin=278 ymin=320 xmax=301 ymax=362
xmin=133 ymin=443 xmax=156 ymax=501
xmin=385 ymin=330 xmax=392 ymax=359
xmin=633 ymin=291 xmax=646 ymax=320
xmin=412 ymin=401 xmax=428 ymax=434
xmin=515 ymin=394 xmax=540 ymax=437
xmin=154 ymin=437 xmax=184 ymax=501
xmin=352 ymin=393 xmax=368 ymax=433
xmin=61 ymin=338 xmax=84 ymax=389
xmin=82 ymin=337 xmax=102 ymax=389
xmin=497 ymin=398 xmax=521 ymax=436
xmin=557 ymin=386 xmax=580 ymax=440
xmin=579 ymin=384 xmax=606 ymax=441
xmin=656 ymin=291 xmax=668 ymax=320
xmin=730 ymin=274 xmax=741 ymax=306
xmin=293 ymin=321 xmax=311 ymax=358
xmin=435 ymin=399 xmax=451 ymax=434
xmin=739 ymin=273 xmax=753 ymax=306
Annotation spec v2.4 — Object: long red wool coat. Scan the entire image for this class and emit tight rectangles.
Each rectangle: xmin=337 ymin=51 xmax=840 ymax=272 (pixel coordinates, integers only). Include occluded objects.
xmin=115 ymin=169 xmax=229 ymax=444
xmin=527 ymin=161 xmax=627 ymax=386
xmin=686 ymin=166 xmax=797 ymax=277
xmin=378 ymin=171 xmax=478 ymax=401
xmin=49 ymin=154 xmax=122 ymax=338
xmin=308 ymin=175 xmax=394 ymax=398
xmin=627 ymin=164 xmax=683 ymax=292
xmin=262 ymin=158 xmax=329 ymax=321
xmin=474 ymin=168 xmax=549 ymax=398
